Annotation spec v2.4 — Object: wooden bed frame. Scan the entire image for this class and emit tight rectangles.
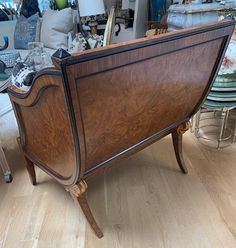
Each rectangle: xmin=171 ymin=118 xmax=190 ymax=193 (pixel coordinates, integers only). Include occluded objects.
xmin=8 ymin=20 xmax=235 ymax=238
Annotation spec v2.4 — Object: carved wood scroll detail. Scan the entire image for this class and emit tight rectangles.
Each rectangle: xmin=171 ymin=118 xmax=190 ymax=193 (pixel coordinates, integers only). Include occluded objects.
xmin=66 ymin=180 xmax=88 ymax=197
xmin=177 ymin=121 xmax=191 ymax=134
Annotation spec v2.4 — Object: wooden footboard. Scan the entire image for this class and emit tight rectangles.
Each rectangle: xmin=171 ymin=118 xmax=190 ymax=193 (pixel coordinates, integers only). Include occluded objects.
xmin=54 ymin=20 xmax=234 ymax=179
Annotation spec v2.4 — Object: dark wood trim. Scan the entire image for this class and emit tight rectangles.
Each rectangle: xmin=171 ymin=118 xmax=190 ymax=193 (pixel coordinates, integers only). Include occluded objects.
xmin=84 ymin=118 xmax=190 ymax=178
xmin=9 ymin=70 xmax=81 ymax=186
xmin=8 ymin=68 xmax=61 ymax=99
xmin=17 ymin=137 xmax=37 ymax=185
xmin=9 ymin=85 xmax=59 ymax=107
xmin=60 ymin=20 xmax=235 ymax=67
xmin=189 ymin=35 xmax=233 ymax=117
xmin=60 ymin=64 xmax=84 ymax=182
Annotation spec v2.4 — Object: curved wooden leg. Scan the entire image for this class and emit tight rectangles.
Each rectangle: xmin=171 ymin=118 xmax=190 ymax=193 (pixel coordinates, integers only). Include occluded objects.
xmin=67 ymin=181 xmax=104 ymax=239
xmin=17 ymin=137 xmax=36 ymax=185
xmin=171 ymin=121 xmax=190 ymax=174
xmin=25 ymin=156 xmax=36 ymax=185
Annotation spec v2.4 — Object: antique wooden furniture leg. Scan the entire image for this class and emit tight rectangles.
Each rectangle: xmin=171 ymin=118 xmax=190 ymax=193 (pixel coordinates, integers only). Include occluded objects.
xmin=67 ymin=181 xmax=104 ymax=238
xmin=0 ymin=145 xmax=13 ymax=183
xmin=172 ymin=121 xmax=191 ymax=174
xmin=17 ymin=137 xmax=36 ymax=185
xmin=24 ymin=157 xmax=36 ymax=186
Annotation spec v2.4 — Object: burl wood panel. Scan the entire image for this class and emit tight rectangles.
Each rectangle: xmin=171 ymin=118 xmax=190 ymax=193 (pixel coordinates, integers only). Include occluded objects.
xmin=10 ymin=72 xmax=78 ymax=186
xmin=75 ymin=39 xmax=223 ymax=169
xmin=57 ymin=21 xmax=235 ymax=178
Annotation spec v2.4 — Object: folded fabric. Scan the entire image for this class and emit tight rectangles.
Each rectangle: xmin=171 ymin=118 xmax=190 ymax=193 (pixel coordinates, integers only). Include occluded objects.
xmin=40 ymin=8 xmax=74 ymax=50
xmin=14 ymin=13 xmax=41 ymax=50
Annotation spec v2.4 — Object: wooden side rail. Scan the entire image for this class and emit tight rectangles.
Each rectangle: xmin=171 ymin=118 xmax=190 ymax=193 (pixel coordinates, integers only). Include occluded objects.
xmin=8 ymin=69 xmax=80 ymax=186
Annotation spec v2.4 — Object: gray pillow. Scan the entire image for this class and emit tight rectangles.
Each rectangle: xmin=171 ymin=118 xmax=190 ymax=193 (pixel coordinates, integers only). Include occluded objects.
xmin=40 ymin=8 xmax=74 ymax=50
xmin=14 ymin=13 xmax=40 ymax=50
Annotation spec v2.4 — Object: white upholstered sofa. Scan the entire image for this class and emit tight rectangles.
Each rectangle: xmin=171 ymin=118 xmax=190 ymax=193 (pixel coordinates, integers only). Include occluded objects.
xmin=0 ymin=7 xmax=78 ymax=60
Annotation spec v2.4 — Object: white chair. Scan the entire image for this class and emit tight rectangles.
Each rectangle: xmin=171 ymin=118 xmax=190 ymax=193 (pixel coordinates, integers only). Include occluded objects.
xmin=194 ymin=79 xmax=236 ymax=149
xmin=0 ymin=142 xmax=12 ymax=183
xmin=0 ymin=89 xmax=13 ymax=183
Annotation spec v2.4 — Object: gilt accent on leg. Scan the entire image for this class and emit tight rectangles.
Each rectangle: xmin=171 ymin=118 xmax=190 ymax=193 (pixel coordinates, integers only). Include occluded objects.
xmin=172 ymin=121 xmax=190 ymax=174
xmin=68 ymin=180 xmax=88 ymax=197
xmin=67 ymin=180 xmax=104 ymax=239
xmin=176 ymin=121 xmax=191 ymax=134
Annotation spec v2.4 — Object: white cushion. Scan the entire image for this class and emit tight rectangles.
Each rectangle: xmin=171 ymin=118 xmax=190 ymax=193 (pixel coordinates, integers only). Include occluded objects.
xmin=40 ymin=8 xmax=74 ymax=50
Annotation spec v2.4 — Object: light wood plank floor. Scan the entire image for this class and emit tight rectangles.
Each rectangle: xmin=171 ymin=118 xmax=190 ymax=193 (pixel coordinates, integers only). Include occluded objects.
xmin=1 ymin=111 xmax=236 ymax=248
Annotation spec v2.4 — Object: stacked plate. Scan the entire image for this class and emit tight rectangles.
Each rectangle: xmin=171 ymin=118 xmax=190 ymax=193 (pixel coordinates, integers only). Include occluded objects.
xmin=196 ymin=74 xmax=236 ymax=148
xmin=204 ymin=38 xmax=236 ymax=109
xmin=204 ymin=73 xmax=236 ymax=109
xmin=196 ymin=23 xmax=236 ymax=147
